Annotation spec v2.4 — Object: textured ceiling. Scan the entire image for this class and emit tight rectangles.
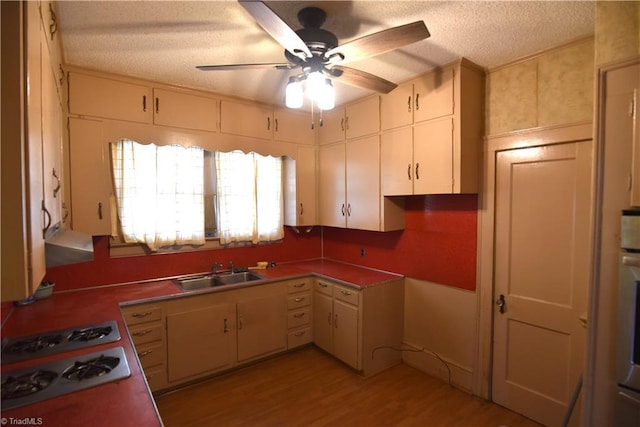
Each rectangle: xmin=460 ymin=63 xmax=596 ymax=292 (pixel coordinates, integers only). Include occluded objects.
xmin=56 ymin=1 xmax=596 ymax=108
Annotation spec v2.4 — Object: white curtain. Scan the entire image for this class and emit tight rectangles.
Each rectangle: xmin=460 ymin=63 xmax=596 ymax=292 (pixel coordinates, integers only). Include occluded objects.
xmin=111 ymin=139 xmax=205 ymax=251
xmin=215 ymin=151 xmax=284 ymax=245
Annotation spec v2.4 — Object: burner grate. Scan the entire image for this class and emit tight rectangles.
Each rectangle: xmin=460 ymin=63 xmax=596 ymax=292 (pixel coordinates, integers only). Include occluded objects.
xmin=63 ymin=355 xmax=120 ymax=381
xmin=69 ymin=326 xmax=113 ymax=342
xmin=3 ymin=334 xmax=65 ymax=354
xmin=1 ymin=370 xmax=58 ymax=401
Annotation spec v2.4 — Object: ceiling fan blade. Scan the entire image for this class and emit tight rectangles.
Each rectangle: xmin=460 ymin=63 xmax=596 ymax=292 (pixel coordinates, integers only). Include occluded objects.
xmin=197 ymin=63 xmax=295 ymax=71
xmin=331 ymin=66 xmax=397 ymax=94
xmin=325 ymin=21 xmax=430 ymax=65
xmin=239 ymin=0 xmax=311 ymax=59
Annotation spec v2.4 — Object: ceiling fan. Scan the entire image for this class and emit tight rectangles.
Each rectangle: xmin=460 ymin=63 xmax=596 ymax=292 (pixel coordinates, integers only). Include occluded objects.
xmin=196 ymin=0 xmax=430 ymax=103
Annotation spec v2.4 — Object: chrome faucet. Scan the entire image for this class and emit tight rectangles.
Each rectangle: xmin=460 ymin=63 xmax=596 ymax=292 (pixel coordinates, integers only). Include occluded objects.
xmin=229 ymin=261 xmax=235 ymax=273
xmin=211 ymin=262 xmax=224 ymax=274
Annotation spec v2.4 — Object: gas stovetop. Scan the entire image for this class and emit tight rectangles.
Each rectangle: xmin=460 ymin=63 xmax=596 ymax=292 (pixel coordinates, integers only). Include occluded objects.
xmin=1 ymin=321 xmax=121 ymax=364
xmin=1 ymin=346 xmax=131 ymax=410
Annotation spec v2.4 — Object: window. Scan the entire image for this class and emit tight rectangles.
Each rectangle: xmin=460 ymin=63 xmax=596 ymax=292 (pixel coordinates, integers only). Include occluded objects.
xmin=111 ymin=140 xmax=284 ymax=251
xmin=215 ymin=151 xmax=284 ymax=245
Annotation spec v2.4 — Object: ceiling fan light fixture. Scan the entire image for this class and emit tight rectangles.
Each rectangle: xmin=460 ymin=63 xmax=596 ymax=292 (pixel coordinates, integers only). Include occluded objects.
xmin=305 ymin=71 xmax=325 ymax=101
xmin=317 ymin=78 xmax=335 ymax=110
xmin=285 ymin=76 xmax=304 ymax=109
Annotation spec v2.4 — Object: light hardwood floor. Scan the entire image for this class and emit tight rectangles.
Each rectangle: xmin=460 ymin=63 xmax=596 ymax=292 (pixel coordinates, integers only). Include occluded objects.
xmin=155 ymin=346 xmax=541 ymax=427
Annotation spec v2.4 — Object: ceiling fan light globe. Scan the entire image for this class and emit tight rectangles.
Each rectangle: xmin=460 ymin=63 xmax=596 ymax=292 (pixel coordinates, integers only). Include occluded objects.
xmin=285 ymin=78 xmax=304 ymax=108
xmin=318 ymin=79 xmax=335 ymax=110
xmin=305 ymin=71 xmax=325 ymax=101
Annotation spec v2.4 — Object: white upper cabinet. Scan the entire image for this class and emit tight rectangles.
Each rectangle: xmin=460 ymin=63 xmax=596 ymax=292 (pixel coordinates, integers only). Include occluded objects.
xmin=69 ymin=72 xmax=153 ymax=124
xmin=318 ymin=96 xmax=380 ymax=144
xmin=220 ymin=99 xmax=273 ymax=140
xmin=273 ymin=108 xmax=314 ymax=144
xmin=153 ymin=88 xmax=218 ymax=133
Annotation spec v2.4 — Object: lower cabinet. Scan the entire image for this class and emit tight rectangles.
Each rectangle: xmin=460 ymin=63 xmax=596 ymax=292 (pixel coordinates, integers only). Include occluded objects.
xmin=121 ymin=302 xmax=168 ymax=392
xmin=236 ymin=292 xmax=287 ymax=363
xmin=313 ymin=277 xmax=405 ymax=376
xmin=166 ymin=300 xmax=235 ymax=383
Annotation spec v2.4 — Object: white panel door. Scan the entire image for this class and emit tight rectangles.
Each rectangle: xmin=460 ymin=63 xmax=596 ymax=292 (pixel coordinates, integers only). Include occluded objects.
xmin=492 ymin=141 xmax=592 ymax=426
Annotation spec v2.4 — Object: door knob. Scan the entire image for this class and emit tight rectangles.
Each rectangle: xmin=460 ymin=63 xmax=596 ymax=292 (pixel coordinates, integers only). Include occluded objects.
xmin=496 ymin=294 xmax=506 ymax=314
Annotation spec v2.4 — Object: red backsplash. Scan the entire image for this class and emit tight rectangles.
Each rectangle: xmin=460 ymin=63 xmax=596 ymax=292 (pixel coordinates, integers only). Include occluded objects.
xmin=322 ymin=195 xmax=478 ymax=290
xmin=45 ymin=194 xmax=477 ymax=292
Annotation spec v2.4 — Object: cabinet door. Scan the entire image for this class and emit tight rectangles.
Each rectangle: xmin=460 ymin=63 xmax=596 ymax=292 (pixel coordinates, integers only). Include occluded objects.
xmin=68 ymin=72 xmax=152 ymax=123
xmin=236 ymin=293 xmax=287 ymax=362
xmin=380 ymin=83 xmax=414 ymax=131
xmin=153 ymin=88 xmax=218 ymax=132
xmin=41 ymin=28 xmax=63 ymax=229
xmin=333 ymin=299 xmax=359 ymax=369
xmin=346 ymin=135 xmax=380 ymax=231
xmin=220 ymin=99 xmax=273 ymax=140
xmin=313 ymin=292 xmax=333 ymax=354
xmin=381 ymin=127 xmax=414 ymax=196
xmin=413 ymin=68 xmax=454 ymax=123
xmin=274 ymin=108 xmax=314 ymax=144
xmin=167 ymin=303 xmax=234 ymax=382
xmin=319 ymin=143 xmax=346 ymax=227
xmin=346 ymin=96 xmax=380 ymax=139
xmin=68 ymin=117 xmax=112 ymax=235
xmin=413 ymin=118 xmax=454 ymax=194
xmin=318 ymin=108 xmax=346 ymax=145
xmin=284 ymin=145 xmax=317 ymax=226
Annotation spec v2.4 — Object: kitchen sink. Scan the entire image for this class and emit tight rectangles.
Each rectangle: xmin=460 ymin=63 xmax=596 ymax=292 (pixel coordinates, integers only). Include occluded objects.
xmin=175 ymin=271 xmax=264 ymax=290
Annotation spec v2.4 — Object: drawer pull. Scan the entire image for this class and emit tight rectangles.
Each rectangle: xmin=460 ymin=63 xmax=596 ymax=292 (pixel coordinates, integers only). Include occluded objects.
xmin=293 ymin=331 xmax=306 ymax=337
xmin=294 ymin=312 xmax=306 ymax=318
xmin=340 ymin=290 xmax=352 ymax=296
xmin=294 ymin=297 xmax=305 ymax=302
xmin=138 ymin=350 xmax=153 ymax=358
xmin=132 ymin=329 xmax=153 ymax=337
xmin=294 ymin=282 xmax=306 ymax=288
xmin=132 ymin=311 xmax=153 ymax=318
xmin=318 ymin=282 xmax=328 ymax=288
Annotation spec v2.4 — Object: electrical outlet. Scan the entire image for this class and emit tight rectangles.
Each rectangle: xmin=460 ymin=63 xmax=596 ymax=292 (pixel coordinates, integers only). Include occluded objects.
xmin=360 ymin=248 xmax=365 ymax=257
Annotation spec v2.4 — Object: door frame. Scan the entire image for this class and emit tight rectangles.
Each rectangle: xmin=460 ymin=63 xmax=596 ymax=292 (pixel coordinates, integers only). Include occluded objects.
xmin=475 ymin=121 xmax=594 ymax=400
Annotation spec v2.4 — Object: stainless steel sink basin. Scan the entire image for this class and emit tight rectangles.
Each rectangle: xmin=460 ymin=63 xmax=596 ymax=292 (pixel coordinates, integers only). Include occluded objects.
xmin=175 ymin=271 xmax=264 ymax=290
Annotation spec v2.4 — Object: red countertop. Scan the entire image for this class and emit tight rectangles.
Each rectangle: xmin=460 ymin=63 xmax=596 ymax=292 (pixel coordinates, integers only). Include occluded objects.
xmin=0 ymin=259 xmax=401 ymax=426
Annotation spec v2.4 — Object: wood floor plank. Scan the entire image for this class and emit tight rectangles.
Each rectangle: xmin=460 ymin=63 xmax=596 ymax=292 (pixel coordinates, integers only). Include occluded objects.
xmin=155 ymin=346 xmax=541 ymax=427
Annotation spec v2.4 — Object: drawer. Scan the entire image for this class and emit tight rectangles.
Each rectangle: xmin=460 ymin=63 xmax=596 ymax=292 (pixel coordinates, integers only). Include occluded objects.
xmin=315 ymin=280 xmax=333 ymax=297
xmin=287 ymin=292 xmax=311 ymax=310
xmin=144 ymin=365 xmax=167 ymax=392
xmin=129 ymin=323 xmax=163 ymax=346
xmin=334 ymin=285 xmax=360 ymax=306
xmin=287 ymin=308 xmax=311 ymax=329
xmin=286 ymin=278 xmax=312 ymax=294
xmin=287 ymin=327 xmax=312 ymax=349
xmin=136 ymin=342 xmax=165 ymax=369
xmin=122 ymin=305 xmax=163 ymax=326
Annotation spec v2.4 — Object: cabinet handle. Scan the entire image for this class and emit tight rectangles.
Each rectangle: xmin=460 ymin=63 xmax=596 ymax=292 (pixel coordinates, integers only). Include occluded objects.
xmin=132 ymin=329 xmax=153 ymax=337
xmin=143 ymin=95 xmax=147 ymax=112
xmin=294 ymin=282 xmax=306 ymax=288
xmin=408 ymin=95 xmax=412 ymax=112
xmin=341 ymin=203 xmax=345 ymax=216
xmin=299 ymin=203 xmax=304 ymax=216
xmin=132 ymin=311 xmax=153 ymax=318
xmin=223 ymin=318 xmax=229 ymax=333
xmin=327 ymin=312 xmax=332 ymax=325
xmin=138 ymin=350 xmax=153 ymax=358
xmin=294 ymin=312 xmax=306 ymax=318
xmin=340 ymin=290 xmax=352 ymax=296
xmin=318 ymin=282 xmax=328 ymax=288
xmin=293 ymin=331 xmax=306 ymax=337
xmin=415 ymin=93 xmax=420 ymax=110
xmin=407 ymin=164 xmax=412 ymax=180
xmin=155 ymin=97 xmax=160 ymax=113
xmin=415 ymin=163 xmax=420 ymax=180
xmin=347 ymin=203 xmax=351 ymax=217
xmin=98 ymin=202 xmax=103 ymax=220
xmin=238 ymin=317 xmax=243 ymax=330
xmin=275 ymin=118 xmax=278 ymax=132
xmin=340 ymin=117 xmax=344 ymax=131
xmin=334 ymin=313 xmax=338 ymax=328
xmin=52 ymin=168 xmax=61 ymax=198
xmin=267 ymin=117 xmax=271 ymax=130
xmin=345 ymin=116 xmax=349 ymax=131
xmin=42 ymin=201 xmax=52 ymax=237
xmin=294 ymin=297 xmax=305 ymax=302
xmin=49 ymin=3 xmax=57 ymax=40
